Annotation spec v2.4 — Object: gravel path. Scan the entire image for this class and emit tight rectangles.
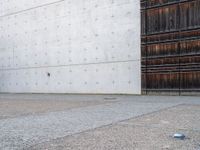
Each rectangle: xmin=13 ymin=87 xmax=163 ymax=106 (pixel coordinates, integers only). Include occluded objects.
xmin=0 ymin=100 xmax=180 ymax=150
xmin=31 ymin=105 xmax=200 ymax=150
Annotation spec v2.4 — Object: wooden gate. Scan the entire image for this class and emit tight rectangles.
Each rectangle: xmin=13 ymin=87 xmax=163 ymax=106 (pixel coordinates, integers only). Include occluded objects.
xmin=141 ymin=0 xmax=200 ymax=95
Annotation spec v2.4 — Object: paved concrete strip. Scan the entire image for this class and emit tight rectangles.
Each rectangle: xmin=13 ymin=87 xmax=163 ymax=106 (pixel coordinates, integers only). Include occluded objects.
xmin=0 ymin=101 xmax=179 ymax=150
xmin=0 ymin=99 xmax=112 ymax=120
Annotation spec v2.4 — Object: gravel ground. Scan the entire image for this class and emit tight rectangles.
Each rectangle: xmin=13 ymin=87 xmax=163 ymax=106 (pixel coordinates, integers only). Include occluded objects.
xmin=0 ymin=94 xmax=200 ymax=150
xmin=30 ymin=105 xmax=200 ymax=150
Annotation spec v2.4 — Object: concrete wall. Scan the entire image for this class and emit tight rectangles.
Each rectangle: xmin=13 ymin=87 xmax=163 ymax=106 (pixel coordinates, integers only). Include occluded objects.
xmin=0 ymin=0 xmax=141 ymax=94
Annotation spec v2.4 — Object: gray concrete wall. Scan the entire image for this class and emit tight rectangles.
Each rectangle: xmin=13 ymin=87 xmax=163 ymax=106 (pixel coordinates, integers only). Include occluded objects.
xmin=0 ymin=0 xmax=141 ymax=94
